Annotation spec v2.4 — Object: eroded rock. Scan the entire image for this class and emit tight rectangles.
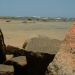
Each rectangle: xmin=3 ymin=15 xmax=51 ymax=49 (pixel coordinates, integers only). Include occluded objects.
xmin=5 ymin=56 xmax=27 ymax=75
xmin=0 ymin=64 xmax=14 ymax=75
xmin=46 ymin=22 xmax=75 ymax=75
xmin=0 ymin=29 xmax=6 ymax=64
xmin=25 ymin=36 xmax=62 ymax=54
xmin=6 ymin=45 xmax=55 ymax=75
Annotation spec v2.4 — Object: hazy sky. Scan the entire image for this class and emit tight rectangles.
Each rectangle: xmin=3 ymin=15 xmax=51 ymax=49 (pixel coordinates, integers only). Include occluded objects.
xmin=0 ymin=0 xmax=75 ymax=17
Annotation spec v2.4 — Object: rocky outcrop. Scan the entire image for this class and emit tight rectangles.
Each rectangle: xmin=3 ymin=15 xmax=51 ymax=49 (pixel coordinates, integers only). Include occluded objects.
xmin=5 ymin=56 xmax=27 ymax=75
xmin=46 ymin=22 xmax=75 ymax=75
xmin=0 ymin=64 xmax=14 ymax=75
xmin=0 ymin=29 xmax=6 ymax=64
xmin=6 ymin=56 xmax=27 ymax=66
xmin=25 ymin=52 xmax=55 ymax=75
xmin=25 ymin=36 xmax=62 ymax=54
xmin=6 ymin=45 xmax=55 ymax=75
xmin=46 ymin=47 xmax=73 ymax=75
xmin=6 ymin=45 xmax=21 ymax=54
xmin=0 ymin=29 xmax=55 ymax=75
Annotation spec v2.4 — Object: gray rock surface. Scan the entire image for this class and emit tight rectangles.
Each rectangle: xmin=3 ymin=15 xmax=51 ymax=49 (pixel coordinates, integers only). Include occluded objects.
xmin=25 ymin=36 xmax=62 ymax=54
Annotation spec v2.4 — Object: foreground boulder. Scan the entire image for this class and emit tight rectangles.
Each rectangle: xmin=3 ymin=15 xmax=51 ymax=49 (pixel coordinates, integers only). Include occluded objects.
xmin=25 ymin=52 xmax=55 ymax=75
xmin=0 ymin=64 xmax=14 ymax=75
xmin=5 ymin=56 xmax=27 ymax=75
xmin=0 ymin=29 xmax=6 ymax=64
xmin=7 ymin=56 xmax=27 ymax=66
xmin=6 ymin=45 xmax=55 ymax=75
xmin=6 ymin=45 xmax=20 ymax=54
xmin=46 ymin=47 xmax=73 ymax=75
xmin=25 ymin=36 xmax=62 ymax=54
xmin=46 ymin=22 xmax=75 ymax=75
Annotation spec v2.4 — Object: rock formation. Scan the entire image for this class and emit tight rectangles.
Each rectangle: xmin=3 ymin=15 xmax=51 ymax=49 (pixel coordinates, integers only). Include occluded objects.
xmin=46 ymin=22 xmax=75 ymax=75
xmin=0 ymin=29 xmax=6 ymax=63
xmin=6 ymin=46 xmax=55 ymax=75
xmin=25 ymin=36 xmax=62 ymax=54
xmin=5 ymin=56 xmax=27 ymax=75
xmin=0 ymin=29 xmax=56 ymax=75
xmin=0 ymin=64 xmax=14 ymax=75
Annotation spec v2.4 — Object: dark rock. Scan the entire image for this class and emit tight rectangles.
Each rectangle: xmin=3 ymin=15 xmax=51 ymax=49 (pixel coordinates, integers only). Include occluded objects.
xmin=5 ymin=56 xmax=28 ymax=75
xmin=6 ymin=45 xmax=55 ymax=75
xmin=6 ymin=45 xmax=20 ymax=54
xmin=26 ymin=52 xmax=55 ymax=75
xmin=6 ymin=20 xmax=11 ymax=22
xmin=0 ymin=29 xmax=6 ymax=64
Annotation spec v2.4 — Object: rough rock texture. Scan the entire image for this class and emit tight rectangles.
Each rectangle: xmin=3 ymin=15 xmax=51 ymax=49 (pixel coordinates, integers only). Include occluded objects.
xmin=0 ymin=29 xmax=6 ymax=64
xmin=25 ymin=36 xmax=62 ymax=54
xmin=5 ymin=56 xmax=27 ymax=75
xmin=46 ymin=22 xmax=75 ymax=75
xmin=6 ymin=45 xmax=21 ymax=54
xmin=6 ymin=45 xmax=55 ymax=75
xmin=6 ymin=54 xmax=14 ymax=61
xmin=0 ymin=64 xmax=14 ymax=75
xmin=8 ymin=56 xmax=27 ymax=66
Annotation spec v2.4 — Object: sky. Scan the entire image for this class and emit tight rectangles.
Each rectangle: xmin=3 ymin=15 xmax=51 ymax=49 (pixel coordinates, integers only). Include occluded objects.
xmin=0 ymin=0 xmax=75 ymax=18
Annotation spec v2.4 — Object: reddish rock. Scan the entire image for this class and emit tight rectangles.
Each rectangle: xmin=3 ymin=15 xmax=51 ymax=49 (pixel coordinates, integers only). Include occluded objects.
xmin=46 ymin=22 xmax=75 ymax=75
xmin=65 ymin=22 xmax=75 ymax=50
